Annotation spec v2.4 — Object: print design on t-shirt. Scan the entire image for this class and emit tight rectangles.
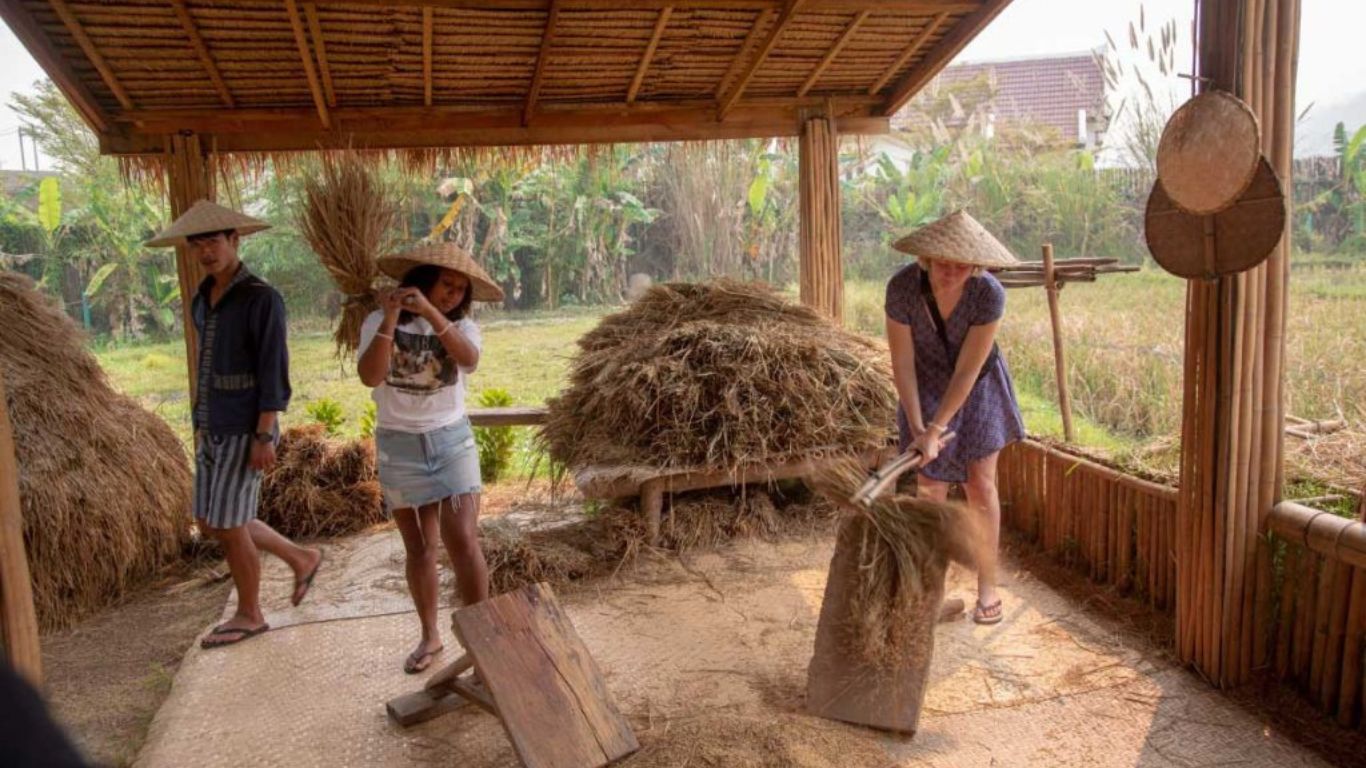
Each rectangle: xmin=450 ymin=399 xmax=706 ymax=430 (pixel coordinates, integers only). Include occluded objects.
xmin=387 ymin=327 xmax=457 ymax=394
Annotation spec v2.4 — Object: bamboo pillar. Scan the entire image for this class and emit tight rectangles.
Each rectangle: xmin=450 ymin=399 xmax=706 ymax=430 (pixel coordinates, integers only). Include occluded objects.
xmin=1041 ymin=244 xmax=1075 ymax=442
xmin=0 ymin=372 xmax=41 ymax=686
xmin=164 ymin=132 xmax=217 ymax=402
xmin=1177 ymin=0 xmax=1299 ymax=688
xmin=798 ymin=115 xmax=843 ymax=324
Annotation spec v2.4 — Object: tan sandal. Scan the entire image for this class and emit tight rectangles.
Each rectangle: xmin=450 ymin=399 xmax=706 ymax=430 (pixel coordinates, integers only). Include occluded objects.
xmin=973 ymin=599 xmax=1003 ymax=625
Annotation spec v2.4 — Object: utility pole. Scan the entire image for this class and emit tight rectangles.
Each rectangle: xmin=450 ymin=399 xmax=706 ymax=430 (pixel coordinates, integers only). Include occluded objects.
xmin=17 ymin=130 xmax=27 ymax=171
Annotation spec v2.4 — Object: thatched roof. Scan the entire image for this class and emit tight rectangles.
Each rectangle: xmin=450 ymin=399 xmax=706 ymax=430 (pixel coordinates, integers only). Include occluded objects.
xmin=1 ymin=0 xmax=1012 ymax=160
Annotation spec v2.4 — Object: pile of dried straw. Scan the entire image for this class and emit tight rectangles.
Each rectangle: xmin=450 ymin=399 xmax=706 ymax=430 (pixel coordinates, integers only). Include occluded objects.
xmin=542 ymin=280 xmax=896 ymax=473
xmin=0 ymin=273 xmax=191 ymax=630
xmin=258 ymin=425 xmax=384 ymax=538
xmin=297 ymin=151 xmax=398 ymax=355
xmin=813 ymin=461 xmax=986 ymax=669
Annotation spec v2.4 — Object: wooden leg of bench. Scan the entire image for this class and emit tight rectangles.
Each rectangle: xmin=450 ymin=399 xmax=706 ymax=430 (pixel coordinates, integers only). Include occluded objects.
xmin=642 ymin=479 xmax=664 ymax=546
xmin=424 ymin=653 xmax=474 ymax=692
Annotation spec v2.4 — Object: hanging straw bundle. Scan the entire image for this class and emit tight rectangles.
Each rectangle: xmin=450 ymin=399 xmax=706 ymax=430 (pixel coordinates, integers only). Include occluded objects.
xmin=298 ymin=152 xmax=399 ymax=355
xmin=812 ymin=460 xmax=987 ymax=669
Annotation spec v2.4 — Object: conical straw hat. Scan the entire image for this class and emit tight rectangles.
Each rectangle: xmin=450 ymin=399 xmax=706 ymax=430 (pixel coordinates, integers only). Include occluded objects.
xmin=892 ymin=210 xmax=1019 ymax=268
xmin=146 ymin=200 xmax=271 ymax=247
xmin=377 ymin=241 xmax=505 ymax=302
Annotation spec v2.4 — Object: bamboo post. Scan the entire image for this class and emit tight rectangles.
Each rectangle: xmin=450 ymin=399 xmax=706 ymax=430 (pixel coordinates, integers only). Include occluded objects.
xmin=798 ymin=115 xmax=842 ymax=324
xmin=0 ymin=372 xmax=41 ymax=686
xmin=165 ymin=133 xmax=216 ymax=404
xmin=1041 ymin=244 xmax=1074 ymax=442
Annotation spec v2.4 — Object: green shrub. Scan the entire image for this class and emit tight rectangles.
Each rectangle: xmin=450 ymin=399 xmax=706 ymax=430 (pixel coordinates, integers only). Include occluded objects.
xmin=359 ymin=400 xmax=377 ymax=439
xmin=473 ymin=388 xmax=517 ymax=483
xmin=305 ymin=397 xmax=346 ymax=435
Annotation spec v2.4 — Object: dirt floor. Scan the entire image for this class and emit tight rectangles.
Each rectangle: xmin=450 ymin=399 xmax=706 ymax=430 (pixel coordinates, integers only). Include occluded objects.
xmin=40 ymin=486 xmax=1366 ymax=767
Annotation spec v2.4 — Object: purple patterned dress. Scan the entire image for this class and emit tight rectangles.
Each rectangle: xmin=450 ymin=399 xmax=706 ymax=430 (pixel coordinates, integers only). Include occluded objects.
xmin=884 ymin=263 xmax=1025 ymax=483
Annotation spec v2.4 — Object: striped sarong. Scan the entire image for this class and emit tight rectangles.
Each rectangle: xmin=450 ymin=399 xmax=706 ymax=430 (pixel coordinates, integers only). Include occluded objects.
xmin=193 ymin=433 xmax=263 ymax=530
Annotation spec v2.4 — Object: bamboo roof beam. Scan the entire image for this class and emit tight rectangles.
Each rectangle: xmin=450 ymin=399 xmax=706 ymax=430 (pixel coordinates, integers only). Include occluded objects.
xmin=283 ymin=0 xmax=331 ymax=128
xmin=48 ymin=0 xmax=133 ymax=110
xmin=422 ymin=6 xmax=434 ymax=107
xmin=304 ymin=3 xmax=337 ymax=108
xmin=0 ymin=1 xmax=109 ymax=132
xmin=866 ymin=10 xmax=944 ymax=96
xmin=627 ymin=5 xmax=672 ymax=104
xmin=717 ymin=0 xmax=804 ymax=119
xmin=879 ymin=0 xmax=1011 ymax=114
xmin=169 ymin=0 xmax=235 ymax=108
xmin=715 ymin=7 xmax=774 ymax=100
xmin=295 ymin=1 xmax=981 ymax=12
xmin=523 ymin=0 xmax=561 ymax=125
xmin=797 ymin=8 xmax=867 ymax=97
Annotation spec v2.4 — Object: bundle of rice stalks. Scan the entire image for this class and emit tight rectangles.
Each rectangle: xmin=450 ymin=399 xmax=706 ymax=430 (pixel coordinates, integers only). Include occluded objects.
xmin=543 ymin=280 xmax=896 ymax=473
xmin=297 ymin=151 xmax=399 ymax=355
xmin=812 ymin=459 xmax=986 ymax=669
xmin=258 ymin=425 xmax=385 ymax=538
xmin=0 ymin=273 xmax=191 ymax=630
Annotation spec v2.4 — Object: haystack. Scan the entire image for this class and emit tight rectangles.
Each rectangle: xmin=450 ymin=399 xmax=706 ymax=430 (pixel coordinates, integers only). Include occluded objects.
xmin=542 ymin=280 xmax=897 ymax=473
xmin=0 ymin=273 xmax=191 ymax=630
xmin=258 ymin=425 xmax=384 ymax=539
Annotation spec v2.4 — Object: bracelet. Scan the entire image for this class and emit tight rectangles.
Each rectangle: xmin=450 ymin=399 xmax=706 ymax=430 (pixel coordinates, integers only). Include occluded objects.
xmin=374 ymin=331 xmax=393 ymax=341
xmin=926 ymin=421 xmax=948 ymax=433
xmin=438 ymin=322 xmax=456 ymax=337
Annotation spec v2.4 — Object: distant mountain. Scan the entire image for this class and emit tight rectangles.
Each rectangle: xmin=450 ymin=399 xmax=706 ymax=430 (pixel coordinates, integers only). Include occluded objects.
xmin=1297 ymin=90 xmax=1366 ymax=157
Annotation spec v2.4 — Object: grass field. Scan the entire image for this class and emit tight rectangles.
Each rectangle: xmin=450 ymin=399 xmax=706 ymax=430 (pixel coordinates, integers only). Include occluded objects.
xmin=94 ymin=263 xmax=1366 ymax=487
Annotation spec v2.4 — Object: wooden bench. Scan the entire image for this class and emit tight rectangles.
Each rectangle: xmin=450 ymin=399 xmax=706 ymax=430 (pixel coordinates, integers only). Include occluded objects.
xmin=467 ymin=406 xmax=548 ymax=428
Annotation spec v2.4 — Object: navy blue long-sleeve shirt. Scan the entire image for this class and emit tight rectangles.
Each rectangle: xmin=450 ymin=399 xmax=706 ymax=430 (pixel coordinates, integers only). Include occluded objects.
xmin=190 ymin=265 xmax=291 ymax=435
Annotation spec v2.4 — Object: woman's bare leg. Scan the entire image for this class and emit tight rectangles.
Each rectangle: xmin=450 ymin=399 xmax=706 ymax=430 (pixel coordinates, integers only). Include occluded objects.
xmin=438 ymin=494 xmax=489 ymax=605
xmin=394 ymin=504 xmax=443 ymax=665
xmin=963 ymin=452 xmax=1003 ymax=610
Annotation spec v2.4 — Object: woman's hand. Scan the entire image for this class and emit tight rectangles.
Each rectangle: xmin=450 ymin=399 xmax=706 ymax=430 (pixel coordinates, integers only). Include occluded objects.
xmin=910 ymin=424 xmax=946 ymax=464
xmin=379 ymin=288 xmax=406 ymax=323
xmin=393 ymin=287 xmax=442 ymax=324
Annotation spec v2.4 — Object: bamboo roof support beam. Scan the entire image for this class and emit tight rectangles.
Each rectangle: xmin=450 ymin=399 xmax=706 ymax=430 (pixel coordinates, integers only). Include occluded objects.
xmin=169 ymin=0 xmax=235 ymax=108
xmin=422 ymin=6 xmax=434 ymax=107
xmin=524 ymin=0 xmax=561 ymax=125
xmin=627 ymin=5 xmax=672 ymax=104
xmin=304 ymin=3 xmax=337 ymax=108
xmin=0 ymin=1 xmax=109 ymax=132
xmin=48 ymin=0 xmax=133 ymax=110
xmin=300 ymin=1 xmax=981 ymax=12
xmin=284 ymin=0 xmax=331 ymax=128
xmin=718 ymin=0 xmax=804 ymax=119
xmin=798 ymin=8 xmax=867 ymax=98
xmin=867 ymin=10 xmax=945 ymax=96
xmin=715 ymin=7 xmax=773 ymax=101
xmin=879 ymin=0 xmax=1011 ymax=114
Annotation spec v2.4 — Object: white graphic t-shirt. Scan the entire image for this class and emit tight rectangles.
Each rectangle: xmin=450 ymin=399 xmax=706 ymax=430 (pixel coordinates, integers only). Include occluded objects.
xmin=358 ymin=310 xmax=482 ymax=433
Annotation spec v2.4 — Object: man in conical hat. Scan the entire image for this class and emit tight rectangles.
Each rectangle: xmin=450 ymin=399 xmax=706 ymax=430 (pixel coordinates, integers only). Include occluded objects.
xmin=148 ymin=200 xmax=322 ymax=649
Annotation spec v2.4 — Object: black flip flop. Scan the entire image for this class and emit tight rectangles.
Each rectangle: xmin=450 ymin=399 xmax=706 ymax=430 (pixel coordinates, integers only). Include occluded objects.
xmin=201 ymin=623 xmax=270 ymax=649
xmin=292 ymin=552 xmax=323 ymax=607
xmin=403 ymin=646 xmax=444 ymax=675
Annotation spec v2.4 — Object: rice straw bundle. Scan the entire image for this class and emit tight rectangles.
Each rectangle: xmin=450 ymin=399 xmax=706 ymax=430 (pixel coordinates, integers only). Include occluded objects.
xmin=542 ymin=280 xmax=896 ymax=473
xmin=0 ymin=273 xmax=191 ymax=630
xmin=812 ymin=459 xmax=986 ymax=669
xmin=297 ymin=152 xmax=399 ymax=355
xmin=258 ymin=425 xmax=385 ymax=538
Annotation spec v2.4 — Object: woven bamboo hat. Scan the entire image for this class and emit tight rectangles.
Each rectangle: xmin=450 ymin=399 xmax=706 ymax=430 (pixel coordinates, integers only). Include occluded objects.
xmin=1156 ymin=90 xmax=1262 ymax=216
xmin=892 ymin=210 xmax=1019 ymax=268
xmin=146 ymin=200 xmax=271 ymax=247
xmin=377 ymin=241 xmax=505 ymax=302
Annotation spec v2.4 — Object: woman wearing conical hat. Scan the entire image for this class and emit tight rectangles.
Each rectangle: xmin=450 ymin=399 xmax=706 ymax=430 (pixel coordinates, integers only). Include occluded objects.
xmin=356 ymin=242 xmax=505 ymax=674
xmin=885 ymin=210 xmax=1026 ymax=625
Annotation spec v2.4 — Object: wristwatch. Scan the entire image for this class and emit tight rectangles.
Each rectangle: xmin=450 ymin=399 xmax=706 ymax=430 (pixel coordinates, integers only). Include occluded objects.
xmin=253 ymin=431 xmax=274 ymax=444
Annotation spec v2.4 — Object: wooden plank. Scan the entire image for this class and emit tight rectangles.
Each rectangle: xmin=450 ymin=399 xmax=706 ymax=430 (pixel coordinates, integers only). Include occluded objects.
xmin=0 ymin=0 xmax=109 ymax=131
xmin=523 ymin=0 xmax=561 ymax=125
xmin=867 ymin=10 xmax=946 ymax=95
xmin=880 ymin=0 xmax=1014 ymax=115
xmin=717 ymin=0 xmax=805 ymax=118
xmin=385 ymin=688 xmax=469 ymax=727
xmin=304 ymin=3 xmax=337 ymax=108
xmin=283 ymin=0 xmax=332 ymax=128
xmin=467 ymin=406 xmax=547 ymax=427
xmin=576 ymin=447 xmax=890 ymax=500
xmin=285 ymin=1 xmax=983 ymax=12
xmin=0 ymin=373 xmax=41 ymax=687
xmin=169 ymin=0 xmax=235 ymax=108
xmin=627 ymin=6 xmax=672 ymax=103
xmin=454 ymin=584 xmax=638 ymax=768
xmin=48 ymin=0 xmax=133 ymax=110
xmin=798 ymin=9 xmax=868 ymax=97
xmin=422 ymin=6 xmax=434 ymax=107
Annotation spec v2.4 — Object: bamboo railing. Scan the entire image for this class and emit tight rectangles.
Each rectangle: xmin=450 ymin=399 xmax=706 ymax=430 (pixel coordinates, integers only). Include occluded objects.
xmin=997 ymin=440 xmax=1179 ymax=612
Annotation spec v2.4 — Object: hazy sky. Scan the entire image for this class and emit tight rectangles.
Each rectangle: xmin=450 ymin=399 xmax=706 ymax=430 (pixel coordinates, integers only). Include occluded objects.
xmin=0 ymin=1 xmax=1359 ymax=171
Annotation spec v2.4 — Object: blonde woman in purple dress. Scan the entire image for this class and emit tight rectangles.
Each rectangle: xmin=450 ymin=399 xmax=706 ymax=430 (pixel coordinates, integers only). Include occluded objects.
xmin=884 ymin=211 xmax=1026 ymax=625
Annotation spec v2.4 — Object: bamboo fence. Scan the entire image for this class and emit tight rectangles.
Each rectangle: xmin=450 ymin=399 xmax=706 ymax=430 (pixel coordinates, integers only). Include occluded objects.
xmin=997 ymin=440 xmax=1179 ymax=612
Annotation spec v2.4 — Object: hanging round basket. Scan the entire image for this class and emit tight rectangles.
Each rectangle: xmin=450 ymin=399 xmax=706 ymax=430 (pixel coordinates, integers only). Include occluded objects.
xmin=1155 ymin=90 xmax=1262 ymax=216
xmin=1144 ymin=156 xmax=1285 ymax=280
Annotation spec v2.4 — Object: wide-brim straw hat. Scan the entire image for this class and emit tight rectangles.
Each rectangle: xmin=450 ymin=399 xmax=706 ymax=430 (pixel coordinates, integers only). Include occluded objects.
xmin=892 ymin=210 xmax=1019 ymax=269
xmin=377 ymin=241 xmax=506 ymax=302
xmin=146 ymin=200 xmax=271 ymax=247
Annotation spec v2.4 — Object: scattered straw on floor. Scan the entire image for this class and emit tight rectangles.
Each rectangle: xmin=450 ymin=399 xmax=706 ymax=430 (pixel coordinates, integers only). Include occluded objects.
xmin=258 ymin=426 xmax=384 ymax=539
xmin=0 ymin=273 xmax=191 ymax=630
xmin=542 ymin=280 xmax=896 ymax=473
xmin=622 ymin=713 xmax=894 ymax=768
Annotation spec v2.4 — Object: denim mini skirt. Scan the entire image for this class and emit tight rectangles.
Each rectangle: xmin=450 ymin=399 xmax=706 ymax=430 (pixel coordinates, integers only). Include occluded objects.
xmin=374 ymin=418 xmax=481 ymax=513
